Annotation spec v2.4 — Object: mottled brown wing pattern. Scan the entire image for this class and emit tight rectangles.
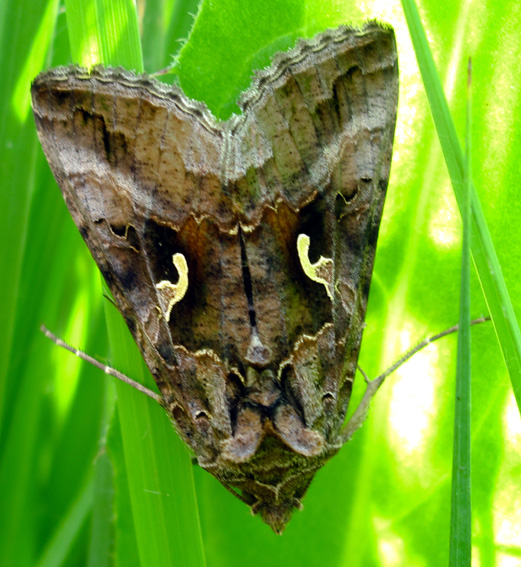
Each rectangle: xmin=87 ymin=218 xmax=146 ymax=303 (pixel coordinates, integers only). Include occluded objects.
xmin=32 ymin=23 xmax=398 ymax=533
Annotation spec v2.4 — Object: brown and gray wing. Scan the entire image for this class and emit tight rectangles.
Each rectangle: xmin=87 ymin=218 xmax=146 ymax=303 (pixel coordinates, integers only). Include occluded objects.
xmin=31 ymin=68 xmax=231 ymax=456
xmin=229 ymin=24 xmax=399 ymax=435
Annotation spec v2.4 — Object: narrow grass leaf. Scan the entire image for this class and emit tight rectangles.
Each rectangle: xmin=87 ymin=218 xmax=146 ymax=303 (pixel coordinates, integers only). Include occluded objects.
xmin=65 ymin=0 xmax=143 ymax=70
xmin=401 ymin=0 xmax=521 ymax=414
xmin=61 ymin=0 xmax=206 ymax=564
xmin=0 ymin=1 xmax=67 ymax=565
xmin=0 ymin=0 xmax=60 ymax=433
xmin=87 ymin=379 xmax=117 ymax=567
xmin=35 ymin=475 xmax=95 ymax=567
xmin=87 ymin=451 xmax=115 ymax=567
xmin=449 ymin=58 xmax=473 ymax=567
xmin=104 ymin=298 xmax=206 ymax=567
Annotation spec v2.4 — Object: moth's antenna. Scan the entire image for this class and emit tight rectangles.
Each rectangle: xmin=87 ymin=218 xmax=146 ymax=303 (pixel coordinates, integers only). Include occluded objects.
xmin=41 ymin=325 xmax=163 ymax=404
xmin=341 ymin=316 xmax=490 ymax=444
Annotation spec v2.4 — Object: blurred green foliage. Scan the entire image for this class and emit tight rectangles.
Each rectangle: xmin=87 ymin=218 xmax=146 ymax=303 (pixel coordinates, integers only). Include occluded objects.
xmin=0 ymin=1 xmax=520 ymax=566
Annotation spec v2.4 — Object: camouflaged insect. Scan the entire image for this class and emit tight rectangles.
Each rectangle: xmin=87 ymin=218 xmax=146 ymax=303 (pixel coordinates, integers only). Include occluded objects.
xmin=32 ymin=22 xmax=399 ymax=533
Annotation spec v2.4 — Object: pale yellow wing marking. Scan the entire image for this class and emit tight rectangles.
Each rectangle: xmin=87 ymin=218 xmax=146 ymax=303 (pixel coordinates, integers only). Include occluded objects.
xmin=296 ymin=234 xmax=333 ymax=300
xmin=155 ymin=253 xmax=189 ymax=322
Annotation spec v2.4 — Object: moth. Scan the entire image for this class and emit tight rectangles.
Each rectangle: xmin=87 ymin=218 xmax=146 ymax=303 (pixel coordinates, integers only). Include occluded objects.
xmin=32 ymin=23 xmax=399 ymax=533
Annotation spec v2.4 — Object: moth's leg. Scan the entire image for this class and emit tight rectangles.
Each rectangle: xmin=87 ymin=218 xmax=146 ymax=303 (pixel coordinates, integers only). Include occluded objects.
xmin=102 ymin=293 xmax=118 ymax=309
xmin=340 ymin=316 xmax=490 ymax=444
xmin=340 ymin=366 xmax=384 ymax=444
xmin=41 ymin=325 xmax=163 ymax=404
xmin=221 ymin=483 xmax=256 ymax=507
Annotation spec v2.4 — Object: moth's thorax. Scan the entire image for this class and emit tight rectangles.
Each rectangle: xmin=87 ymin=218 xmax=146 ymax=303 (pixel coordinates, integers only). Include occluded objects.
xmin=31 ymin=22 xmax=399 ymax=532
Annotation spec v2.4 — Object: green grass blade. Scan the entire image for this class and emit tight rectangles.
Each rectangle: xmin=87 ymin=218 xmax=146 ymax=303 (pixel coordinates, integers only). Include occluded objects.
xmin=104 ymin=297 xmax=206 ymax=567
xmin=0 ymin=1 xmax=65 ymax=565
xmin=449 ymin=59 xmax=473 ymax=567
xmin=0 ymin=0 xmax=60 ymax=435
xmin=401 ymin=0 xmax=521 ymax=414
xmin=87 ymin=451 xmax=115 ymax=567
xmin=65 ymin=0 xmax=143 ymax=70
xmin=87 ymin=379 xmax=117 ymax=567
xmin=106 ymin=410 xmax=140 ymax=567
xmin=36 ymin=475 xmax=95 ymax=567
xmin=62 ymin=1 xmax=206 ymax=565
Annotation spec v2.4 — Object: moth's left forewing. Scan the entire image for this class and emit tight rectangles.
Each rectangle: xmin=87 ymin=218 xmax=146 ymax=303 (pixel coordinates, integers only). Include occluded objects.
xmin=31 ymin=69 xmax=234 ymax=460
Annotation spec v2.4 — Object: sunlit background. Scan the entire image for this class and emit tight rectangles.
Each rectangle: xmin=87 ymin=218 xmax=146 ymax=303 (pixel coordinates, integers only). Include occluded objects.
xmin=1 ymin=0 xmax=520 ymax=565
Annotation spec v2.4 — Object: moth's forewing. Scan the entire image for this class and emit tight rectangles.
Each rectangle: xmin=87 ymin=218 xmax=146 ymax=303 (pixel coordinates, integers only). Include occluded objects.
xmin=32 ymin=23 xmax=398 ymax=533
